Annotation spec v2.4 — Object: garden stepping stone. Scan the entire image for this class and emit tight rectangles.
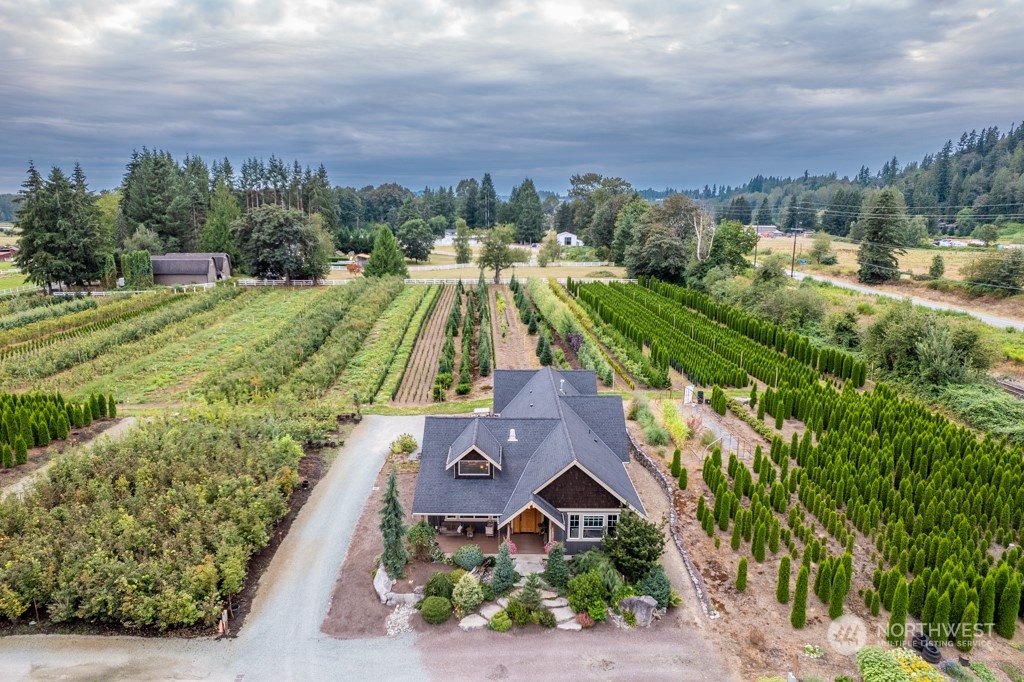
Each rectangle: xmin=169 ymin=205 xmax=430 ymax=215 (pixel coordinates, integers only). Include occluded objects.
xmin=549 ymin=606 xmax=576 ymax=624
xmin=556 ymin=620 xmax=582 ymax=631
xmin=541 ymin=597 xmax=567 ymax=608
xmin=496 ymin=597 xmax=509 ymax=609
xmin=458 ymin=614 xmax=488 ymax=631
xmin=540 ymin=590 xmax=558 ymax=600
xmin=479 ymin=603 xmax=503 ymax=621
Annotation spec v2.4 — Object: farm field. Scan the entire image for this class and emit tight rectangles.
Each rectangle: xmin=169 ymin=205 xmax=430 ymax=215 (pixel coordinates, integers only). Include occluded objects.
xmin=328 ymin=264 xmax=628 ymax=282
xmin=393 ymin=285 xmax=457 ymax=405
xmin=489 ymin=284 xmax=539 ymax=371
xmin=565 ymin=278 xmax=1024 ymax=680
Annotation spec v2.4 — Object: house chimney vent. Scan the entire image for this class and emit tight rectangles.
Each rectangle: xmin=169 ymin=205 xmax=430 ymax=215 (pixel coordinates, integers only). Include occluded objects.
xmin=560 ymin=379 xmax=565 ymax=394
xmin=508 ymin=429 xmax=517 ymax=442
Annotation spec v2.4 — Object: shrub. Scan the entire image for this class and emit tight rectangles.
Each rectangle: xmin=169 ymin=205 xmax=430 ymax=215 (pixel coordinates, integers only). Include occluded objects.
xmin=491 ymin=542 xmax=519 ymax=595
xmin=534 ymin=609 xmax=556 ymax=628
xmin=602 ymin=509 xmax=666 ymax=583
xmin=390 ymin=433 xmax=418 ymax=454
xmin=575 ymin=611 xmax=595 ymax=628
xmin=776 ymin=556 xmax=791 ymax=604
xmin=791 ymin=565 xmax=808 ymax=628
xmin=489 ymin=609 xmax=512 ymax=632
xmin=641 ymin=565 xmax=671 ymax=608
xmin=453 ymin=544 xmax=484 ymax=570
xmin=677 ymin=467 xmax=687 ymax=490
xmin=14 ymin=438 xmax=28 ymax=466
xmin=421 ymin=596 xmax=452 ymax=624
xmin=480 ymin=582 xmax=494 ymax=602
xmin=622 ymin=610 xmax=637 ymax=627
xmin=567 ymin=570 xmax=608 ymax=622
xmin=505 ymin=597 xmax=530 ymax=627
xmin=424 ymin=571 xmax=455 ymax=600
xmin=406 ymin=521 xmax=437 ymax=562
xmin=379 ymin=468 xmax=408 ymax=579
xmin=452 ymin=573 xmax=484 ymax=616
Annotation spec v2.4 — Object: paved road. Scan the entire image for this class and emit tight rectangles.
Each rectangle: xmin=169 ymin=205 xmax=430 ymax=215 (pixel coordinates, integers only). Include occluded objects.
xmin=0 ymin=415 xmax=428 ymax=682
xmin=792 ymin=271 xmax=1024 ymax=331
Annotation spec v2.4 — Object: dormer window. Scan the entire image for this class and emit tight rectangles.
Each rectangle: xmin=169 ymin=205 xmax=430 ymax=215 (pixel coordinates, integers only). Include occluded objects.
xmin=457 ymin=460 xmax=491 ymax=477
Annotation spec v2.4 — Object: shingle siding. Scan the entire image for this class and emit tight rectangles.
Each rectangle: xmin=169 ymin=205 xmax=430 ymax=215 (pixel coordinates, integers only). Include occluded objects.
xmin=537 ymin=465 xmax=620 ymax=509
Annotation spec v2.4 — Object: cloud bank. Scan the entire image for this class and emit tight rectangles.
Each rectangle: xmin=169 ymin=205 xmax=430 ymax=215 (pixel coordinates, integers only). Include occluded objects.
xmin=1 ymin=0 xmax=1021 ymax=193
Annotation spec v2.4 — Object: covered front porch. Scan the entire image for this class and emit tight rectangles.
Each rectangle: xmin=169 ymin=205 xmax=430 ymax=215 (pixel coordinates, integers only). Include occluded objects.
xmin=425 ymin=505 xmax=557 ymax=556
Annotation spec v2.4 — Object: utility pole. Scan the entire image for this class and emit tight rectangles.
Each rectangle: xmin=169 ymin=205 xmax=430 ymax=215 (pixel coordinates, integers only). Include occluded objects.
xmin=790 ymin=230 xmax=798 ymax=277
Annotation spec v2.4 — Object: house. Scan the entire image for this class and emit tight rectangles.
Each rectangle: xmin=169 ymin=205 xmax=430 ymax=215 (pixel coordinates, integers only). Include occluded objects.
xmin=412 ymin=367 xmax=646 ymax=555
xmin=556 ymin=231 xmax=584 ymax=247
xmin=151 ymin=255 xmax=218 ymax=285
xmin=0 ymin=245 xmax=18 ymax=262
xmin=752 ymin=225 xmax=784 ymax=238
xmin=355 ymin=253 xmax=371 ymax=267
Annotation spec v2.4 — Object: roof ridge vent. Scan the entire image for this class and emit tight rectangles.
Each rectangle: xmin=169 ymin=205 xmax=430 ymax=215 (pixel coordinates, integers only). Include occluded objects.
xmin=508 ymin=428 xmax=517 ymax=442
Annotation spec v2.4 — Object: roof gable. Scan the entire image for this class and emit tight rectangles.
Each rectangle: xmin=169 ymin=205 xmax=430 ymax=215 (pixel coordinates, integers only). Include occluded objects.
xmin=446 ymin=418 xmax=502 ymax=470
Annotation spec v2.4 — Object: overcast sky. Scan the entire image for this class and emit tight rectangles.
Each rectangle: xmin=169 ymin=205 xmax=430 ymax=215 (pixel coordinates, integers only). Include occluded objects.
xmin=1 ymin=0 xmax=1022 ymax=195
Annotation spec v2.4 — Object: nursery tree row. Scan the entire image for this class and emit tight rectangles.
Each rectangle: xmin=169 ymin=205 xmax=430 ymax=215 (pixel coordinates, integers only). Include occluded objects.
xmin=1 ymin=390 xmax=115 ymax=468
xmin=639 ymin=277 xmax=867 ymax=387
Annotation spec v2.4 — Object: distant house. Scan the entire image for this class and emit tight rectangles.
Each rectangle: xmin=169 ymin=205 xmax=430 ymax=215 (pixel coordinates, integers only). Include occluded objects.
xmin=557 ymin=231 xmax=584 ymax=247
xmin=413 ymin=367 xmax=645 ymax=555
xmin=355 ymin=253 xmax=371 ymax=267
xmin=0 ymin=245 xmax=18 ymax=262
xmin=752 ymin=225 xmax=784 ymax=238
xmin=151 ymin=253 xmax=231 ymax=285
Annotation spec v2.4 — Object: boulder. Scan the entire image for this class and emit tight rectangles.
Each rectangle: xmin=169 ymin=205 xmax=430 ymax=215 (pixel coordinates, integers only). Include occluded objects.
xmin=541 ymin=597 xmax=568 ymax=608
xmin=619 ymin=595 xmax=658 ymax=627
xmin=556 ymin=619 xmax=582 ymax=631
xmin=373 ymin=564 xmax=395 ymax=604
xmin=385 ymin=592 xmax=423 ymax=607
xmin=458 ymin=614 xmax=489 ymax=631
xmin=540 ymin=590 xmax=558 ymax=600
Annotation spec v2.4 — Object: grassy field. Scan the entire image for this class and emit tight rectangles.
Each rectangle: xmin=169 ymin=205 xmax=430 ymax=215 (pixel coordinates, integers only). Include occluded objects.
xmin=329 ymin=264 xmax=626 ymax=282
xmin=772 ymin=235 xmax=999 ymax=281
xmin=0 ymin=271 xmax=27 ymax=288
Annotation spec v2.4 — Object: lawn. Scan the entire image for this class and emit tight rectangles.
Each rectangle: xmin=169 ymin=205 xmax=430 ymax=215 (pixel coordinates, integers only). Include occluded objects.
xmin=0 ymin=271 xmax=28 ymax=289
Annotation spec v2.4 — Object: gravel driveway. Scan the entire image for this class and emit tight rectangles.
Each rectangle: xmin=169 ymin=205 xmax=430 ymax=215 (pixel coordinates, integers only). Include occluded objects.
xmin=0 ymin=415 xmax=429 ymax=682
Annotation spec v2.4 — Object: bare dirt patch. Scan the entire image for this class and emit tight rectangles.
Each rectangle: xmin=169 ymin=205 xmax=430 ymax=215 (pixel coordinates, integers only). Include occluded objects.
xmin=491 ymin=284 xmax=539 ymax=372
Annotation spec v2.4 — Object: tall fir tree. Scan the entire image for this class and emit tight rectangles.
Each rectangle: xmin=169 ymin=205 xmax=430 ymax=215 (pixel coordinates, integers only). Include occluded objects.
xmin=379 ymin=467 xmax=408 ymax=579
xmin=857 ymin=187 xmax=907 ymax=284
xmin=364 ymin=225 xmax=408 ymax=277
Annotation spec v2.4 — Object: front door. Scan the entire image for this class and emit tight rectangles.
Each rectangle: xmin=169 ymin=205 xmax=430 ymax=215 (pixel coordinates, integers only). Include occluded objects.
xmin=513 ymin=507 xmax=543 ymax=533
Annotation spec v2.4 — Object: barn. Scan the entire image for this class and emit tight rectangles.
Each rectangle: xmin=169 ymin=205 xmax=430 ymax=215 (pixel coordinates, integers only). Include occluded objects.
xmin=150 ymin=253 xmax=232 ymax=285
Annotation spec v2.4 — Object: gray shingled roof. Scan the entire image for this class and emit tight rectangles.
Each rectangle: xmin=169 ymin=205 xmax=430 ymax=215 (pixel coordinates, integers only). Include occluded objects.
xmin=153 ymin=253 xmax=230 ymax=275
xmin=412 ymin=368 xmax=646 ymax=522
xmin=151 ymin=257 xmax=216 ymax=276
xmin=446 ymin=418 xmax=502 ymax=469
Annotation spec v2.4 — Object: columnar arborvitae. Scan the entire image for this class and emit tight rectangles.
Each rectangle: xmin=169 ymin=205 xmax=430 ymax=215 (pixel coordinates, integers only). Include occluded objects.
xmin=752 ymin=523 xmax=766 ymax=562
xmin=677 ymin=467 xmax=687 ymax=490
xmin=816 ymin=559 xmax=833 ymax=603
xmin=730 ymin=518 xmax=742 ymax=551
xmin=670 ymin=448 xmax=681 ymax=477
xmin=736 ymin=558 xmax=748 ymax=592
xmin=828 ymin=564 xmax=847 ymax=619
xmin=108 ymin=395 xmax=116 ymax=417
xmin=777 ymin=556 xmax=791 ymax=604
xmin=933 ymin=592 xmax=952 ymax=643
xmin=887 ymin=579 xmax=908 ymax=645
xmin=1 ymin=444 xmax=12 ymax=468
xmin=922 ymin=587 xmax=939 ymax=633
xmin=791 ymin=565 xmax=809 ymax=628
xmin=995 ymin=575 xmax=1020 ymax=639
xmin=979 ymin=575 xmax=996 ymax=633
xmin=14 ymin=437 xmax=27 ymax=465
xmin=957 ymin=601 xmax=977 ymax=652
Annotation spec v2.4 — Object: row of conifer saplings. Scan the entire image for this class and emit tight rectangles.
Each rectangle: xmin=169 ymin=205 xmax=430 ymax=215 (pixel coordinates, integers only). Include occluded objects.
xmin=0 ymin=391 xmax=116 ymax=467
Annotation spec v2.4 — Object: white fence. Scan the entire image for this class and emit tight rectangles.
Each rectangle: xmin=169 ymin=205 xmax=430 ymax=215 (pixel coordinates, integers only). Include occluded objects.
xmin=404 ymin=277 xmax=637 ymax=285
xmin=0 ymin=284 xmax=42 ymax=298
xmin=234 ymin=278 xmax=351 ymax=287
xmin=405 ymin=261 xmax=615 ymax=272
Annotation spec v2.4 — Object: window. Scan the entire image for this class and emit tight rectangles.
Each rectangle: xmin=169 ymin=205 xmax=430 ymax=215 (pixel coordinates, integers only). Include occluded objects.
xmin=567 ymin=513 xmax=617 ymax=540
xmin=457 ymin=460 xmax=490 ymax=477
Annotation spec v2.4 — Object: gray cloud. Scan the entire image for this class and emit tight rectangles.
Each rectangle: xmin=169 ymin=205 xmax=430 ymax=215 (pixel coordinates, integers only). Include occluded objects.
xmin=1 ymin=0 xmax=1022 ymax=194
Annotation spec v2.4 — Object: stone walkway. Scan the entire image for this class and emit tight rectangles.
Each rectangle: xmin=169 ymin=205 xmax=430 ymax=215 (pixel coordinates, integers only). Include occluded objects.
xmin=457 ymin=559 xmax=584 ymax=632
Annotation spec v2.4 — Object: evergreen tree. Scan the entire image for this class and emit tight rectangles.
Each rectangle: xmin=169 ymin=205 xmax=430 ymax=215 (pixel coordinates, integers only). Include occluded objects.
xmin=453 ymin=218 xmax=472 ymax=264
xmin=379 ymin=467 xmax=408 ymax=579
xmin=979 ymin=574 xmax=996 ymax=633
xmin=510 ymin=178 xmax=544 ymax=244
xmin=479 ymin=173 xmax=498 ymax=228
xmin=928 ymin=254 xmax=945 ymax=279
xmin=677 ymin=467 xmax=687 ymax=490
xmin=730 ymin=518 xmax=742 ymax=551
xmin=887 ymin=579 xmax=908 ymax=645
xmin=519 ymin=572 xmax=543 ymax=611
xmin=736 ymin=557 xmax=748 ymax=592
xmin=1 ymin=444 xmax=12 ymax=468
xmin=995 ymin=575 xmax=1020 ymax=639
xmin=957 ymin=601 xmax=977 ymax=652
xmin=791 ymin=565 xmax=809 ymax=628
xmin=828 ymin=564 xmax=847 ymax=619
xmin=933 ymin=591 xmax=952 ymax=643
xmin=543 ymin=542 xmax=570 ymax=591
xmin=777 ymin=556 xmax=791 ymax=604
xmin=670 ymin=448 xmax=681 ymax=477
xmin=857 ymin=187 xmax=908 ymax=284
xmin=364 ymin=225 xmax=408 ymax=278
xmin=14 ymin=437 xmax=27 ymax=466
xmin=200 ymin=178 xmax=241 ymax=264
xmin=752 ymin=523 xmax=766 ymax=562
xmin=755 ymin=197 xmax=773 ymax=226
xmin=491 ymin=542 xmax=518 ymax=595
xmin=108 ymin=395 xmax=117 ymax=418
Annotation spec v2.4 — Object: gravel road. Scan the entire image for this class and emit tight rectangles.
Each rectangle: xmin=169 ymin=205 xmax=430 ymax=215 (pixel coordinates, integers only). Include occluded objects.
xmin=792 ymin=271 xmax=1024 ymax=330
xmin=0 ymin=415 xmax=429 ymax=682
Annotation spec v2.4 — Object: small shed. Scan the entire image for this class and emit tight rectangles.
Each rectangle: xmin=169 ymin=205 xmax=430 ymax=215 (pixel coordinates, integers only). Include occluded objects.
xmin=355 ymin=253 xmax=371 ymax=266
xmin=151 ymin=256 xmax=218 ymax=285
xmin=151 ymin=252 xmax=231 ymax=283
xmin=556 ymin=231 xmax=584 ymax=247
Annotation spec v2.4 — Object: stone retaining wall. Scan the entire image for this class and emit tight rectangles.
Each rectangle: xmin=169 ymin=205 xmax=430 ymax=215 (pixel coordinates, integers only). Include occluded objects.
xmin=628 ymin=432 xmax=719 ymax=619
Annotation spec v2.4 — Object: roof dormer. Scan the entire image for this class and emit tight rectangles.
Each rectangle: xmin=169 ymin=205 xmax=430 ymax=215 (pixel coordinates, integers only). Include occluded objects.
xmin=446 ymin=418 xmax=502 ymax=474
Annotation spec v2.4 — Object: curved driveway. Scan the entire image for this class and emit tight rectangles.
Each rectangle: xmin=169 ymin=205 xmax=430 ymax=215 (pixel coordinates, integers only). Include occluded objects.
xmin=0 ymin=415 xmax=427 ymax=682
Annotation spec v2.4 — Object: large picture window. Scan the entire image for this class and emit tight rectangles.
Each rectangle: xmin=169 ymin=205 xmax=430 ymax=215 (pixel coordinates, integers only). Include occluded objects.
xmin=567 ymin=513 xmax=619 ymax=540
xmin=457 ymin=460 xmax=490 ymax=477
